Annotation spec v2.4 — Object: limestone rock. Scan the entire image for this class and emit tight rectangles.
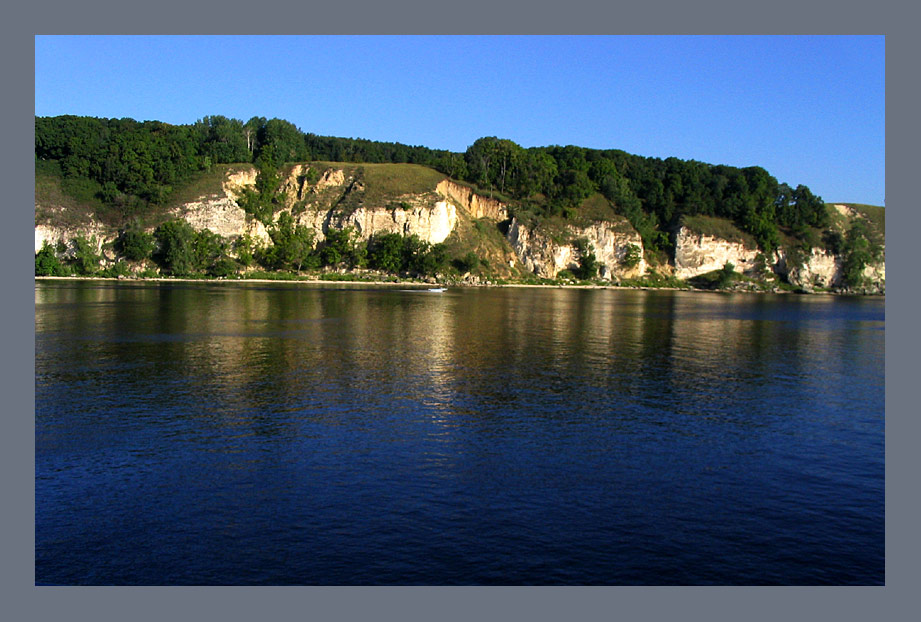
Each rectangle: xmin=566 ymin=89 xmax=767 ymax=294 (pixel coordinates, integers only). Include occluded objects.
xmin=672 ymin=227 xmax=762 ymax=279
xmin=507 ymin=217 xmax=645 ymax=280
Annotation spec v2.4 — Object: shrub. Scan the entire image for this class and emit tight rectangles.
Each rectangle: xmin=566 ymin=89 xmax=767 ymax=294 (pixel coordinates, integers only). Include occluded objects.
xmin=234 ymin=234 xmax=255 ymax=267
xmin=573 ymin=238 xmax=598 ymax=280
xmin=716 ymin=262 xmax=736 ymax=288
xmin=35 ymin=242 xmax=67 ymax=276
xmin=842 ymin=221 xmax=873 ymax=288
xmin=209 ymin=257 xmax=239 ymax=278
xmin=102 ymin=260 xmax=132 ymax=278
xmin=154 ymin=220 xmax=199 ymax=276
xmin=415 ymin=243 xmax=449 ymax=277
xmin=557 ymin=269 xmax=576 ymax=281
xmin=454 ymin=251 xmax=480 ymax=273
xmin=71 ymin=235 xmax=101 ymax=275
xmin=116 ymin=228 xmax=155 ymax=261
xmin=621 ymin=243 xmax=641 ymax=268
xmin=368 ymin=233 xmax=405 ymax=273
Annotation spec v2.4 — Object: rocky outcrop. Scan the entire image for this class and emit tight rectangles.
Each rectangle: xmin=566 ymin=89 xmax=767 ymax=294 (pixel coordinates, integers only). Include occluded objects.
xmin=34 ymin=162 xmax=885 ymax=293
xmin=672 ymin=227 xmax=762 ymax=279
xmin=167 ymin=164 xmax=457 ymax=246
xmin=170 ymin=196 xmax=268 ymax=242
xmin=507 ymin=217 xmax=646 ymax=280
xmin=300 ymin=200 xmax=459 ymax=244
xmin=311 ymin=167 xmax=346 ymax=194
xmin=863 ymin=259 xmax=885 ymax=285
xmin=776 ymin=246 xmax=885 ymax=291
xmin=436 ymin=179 xmax=508 ymax=221
xmin=35 ymin=222 xmax=111 ymax=255
xmin=345 ymin=201 xmax=457 ymax=243
xmin=674 ymin=222 xmax=885 ymax=291
xmin=776 ymin=247 xmax=841 ymax=288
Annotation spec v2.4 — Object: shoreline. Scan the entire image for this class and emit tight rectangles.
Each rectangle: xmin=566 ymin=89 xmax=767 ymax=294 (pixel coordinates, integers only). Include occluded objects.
xmin=33 ymin=275 xmax=880 ymax=296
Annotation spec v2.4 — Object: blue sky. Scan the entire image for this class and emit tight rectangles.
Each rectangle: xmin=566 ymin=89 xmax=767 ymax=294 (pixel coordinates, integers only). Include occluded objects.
xmin=34 ymin=35 xmax=885 ymax=205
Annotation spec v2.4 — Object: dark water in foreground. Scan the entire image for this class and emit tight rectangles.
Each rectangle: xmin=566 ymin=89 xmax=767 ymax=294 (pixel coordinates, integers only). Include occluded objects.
xmin=34 ymin=281 xmax=884 ymax=585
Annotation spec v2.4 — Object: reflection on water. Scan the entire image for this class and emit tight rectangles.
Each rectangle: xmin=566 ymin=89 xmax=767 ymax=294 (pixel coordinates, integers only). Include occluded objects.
xmin=35 ymin=282 xmax=884 ymax=585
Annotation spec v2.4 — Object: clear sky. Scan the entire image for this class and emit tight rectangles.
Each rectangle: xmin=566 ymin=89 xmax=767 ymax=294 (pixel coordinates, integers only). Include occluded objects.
xmin=34 ymin=35 xmax=885 ymax=205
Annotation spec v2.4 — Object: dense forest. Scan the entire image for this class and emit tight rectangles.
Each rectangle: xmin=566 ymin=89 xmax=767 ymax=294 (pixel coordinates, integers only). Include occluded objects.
xmin=35 ymin=114 xmax=829 ymax=254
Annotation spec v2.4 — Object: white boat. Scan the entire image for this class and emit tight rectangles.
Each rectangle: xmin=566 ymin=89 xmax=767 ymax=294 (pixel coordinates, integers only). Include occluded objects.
xmin=427 ymin=287 xmax=447 ymax=293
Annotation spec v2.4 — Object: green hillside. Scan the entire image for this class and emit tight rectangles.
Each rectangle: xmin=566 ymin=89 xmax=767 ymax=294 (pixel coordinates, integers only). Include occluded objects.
xmin=36 ymin=114 xmax=844 ymax=256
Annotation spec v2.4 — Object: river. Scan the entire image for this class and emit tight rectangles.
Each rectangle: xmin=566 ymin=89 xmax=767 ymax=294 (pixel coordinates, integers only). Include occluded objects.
xmin=34 ymin=281 xmax=885 ymax=584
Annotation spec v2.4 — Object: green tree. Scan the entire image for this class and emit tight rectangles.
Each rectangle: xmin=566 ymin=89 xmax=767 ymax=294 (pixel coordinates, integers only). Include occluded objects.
xmin=454 ymin=251 xmax=480 ymax=273
xmin=258 ymin=118 xmax=308 ymax=165
xmin=319 ymin=227 xmax=353 ymax=266
xmin=621 ymin=243 xmax=642 ymax=268
xmin=35 ymin=242 xmax=67 ymax=276
xmin=192 ymin=229 xmax=226 ymax=274
xmin=194 ymin=115 xmax=250 ymax=164
xmin=574 ymin=238 xmax=598 ymax=279
xmin=233 ymin=234 xmax=256 ymax=267
xmin=717 ymin=261 xmax=736 ymax=288
xmin=236 ymin=146 xmax=283 ymax=225
xmin=792 ymin=185 xmax=828 ymax=229
xmin=822 ymin=230 xmax=845 ymax=255
xmin=464 ymin=137 xmax=526 ymax=195
xmin=433 ymin=153 xmax=468 ymax=180
xmin=116 ymin=226 xmax=155 ymax=261
xmin=401 ymin=234 xmax=431 ymax=274
xmin=842 ymin=220 xmax=874 ymax=288
xmin=208 ymin=257 xmax=239 ymax=278
xmin=154 ymin=219 xmax=199 ymax=276
xmin=415 ymin=243 xmax=449 ymax=277
xmin=319 ymin=227 xmax=366 ymax=269
xmin=71 ymin=236 xmax=101 ymax=275
xmin=368 ymin=233 xmax=406 ymax=274
xmin=516 ymin=149 xmax=558 ymax=197
xmin=268 ymin=212 xmax=316 ymax=271
xmin=554 ymin=168 xmax=595 ymax=211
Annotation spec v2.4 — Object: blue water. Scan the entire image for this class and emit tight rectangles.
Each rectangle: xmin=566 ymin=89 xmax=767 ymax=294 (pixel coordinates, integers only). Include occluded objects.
xmin=34 ymin=281 xmax=885 ymax=584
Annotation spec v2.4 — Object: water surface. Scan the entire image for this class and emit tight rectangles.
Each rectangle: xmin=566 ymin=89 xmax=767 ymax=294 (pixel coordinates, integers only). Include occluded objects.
xmin=35 ymin=281 xmax=885 ymax=584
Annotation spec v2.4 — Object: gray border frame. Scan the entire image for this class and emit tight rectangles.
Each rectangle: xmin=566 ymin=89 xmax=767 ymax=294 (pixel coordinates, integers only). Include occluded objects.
xmin=8 ymin=3 xmax=914 ymax=620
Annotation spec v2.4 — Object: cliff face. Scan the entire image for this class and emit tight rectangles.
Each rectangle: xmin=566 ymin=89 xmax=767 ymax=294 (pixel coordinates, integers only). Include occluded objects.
xmin=775 ymin=247 xmax=841 ymax=288
xmin=672 ymin=228 xmax=762 ymax=280
xmin=35 ymin=222 xmax=109 ymax=255
xmin=167 ymin=164 xmax=462 ymax=246
xmin=34 ymin=163 xmax=885 ymax=292
xmin=435 ymin=179 xmax=509 ymax=221
xmin=170 ymin=168 xmax=268 ymax=242
xmin=673 ymin=222 xmax=885 ymax=292
xmin=507 ymin=217 xmax=646 ymax=280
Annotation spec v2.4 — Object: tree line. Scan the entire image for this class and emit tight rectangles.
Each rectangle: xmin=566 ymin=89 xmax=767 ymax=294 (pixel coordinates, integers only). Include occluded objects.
xmin=36 ymin=115 xmax=829 ymax=254
xmin=457 ymin=137 xmax=829 ymax=254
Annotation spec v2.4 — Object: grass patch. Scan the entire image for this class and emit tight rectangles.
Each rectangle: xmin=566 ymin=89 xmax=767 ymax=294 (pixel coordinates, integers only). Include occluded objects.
xmin=843 ymin=203 xmax=885 ymax=247
xmin=35 ymin=160 xmax=103 ymax=226
xmin=164 ymin=163 xmax=252 ymax=208
xmin=826 ymin=203 xmax=885 ymax=234
xmin=441 ymin=215 xmax=516 ymax=278
xmin=525 ymin=216 xmax=575 ymax=246
xmin=36 ymin=160 xmax=254 ymax=230
xmin=309 ymin=161 xmax=446 ymax=207
xmin=444 ymin=178 xmax=516 ymax=205
xmin=565 ymin=193 xmax=618 ymax=225
xmin=842 ymin=203 xmax=885 ymax=230
xmin=823 ymin=203 xmax=885 ymax=254
xmin=680 ymin=214 xmax=757 ymax=248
